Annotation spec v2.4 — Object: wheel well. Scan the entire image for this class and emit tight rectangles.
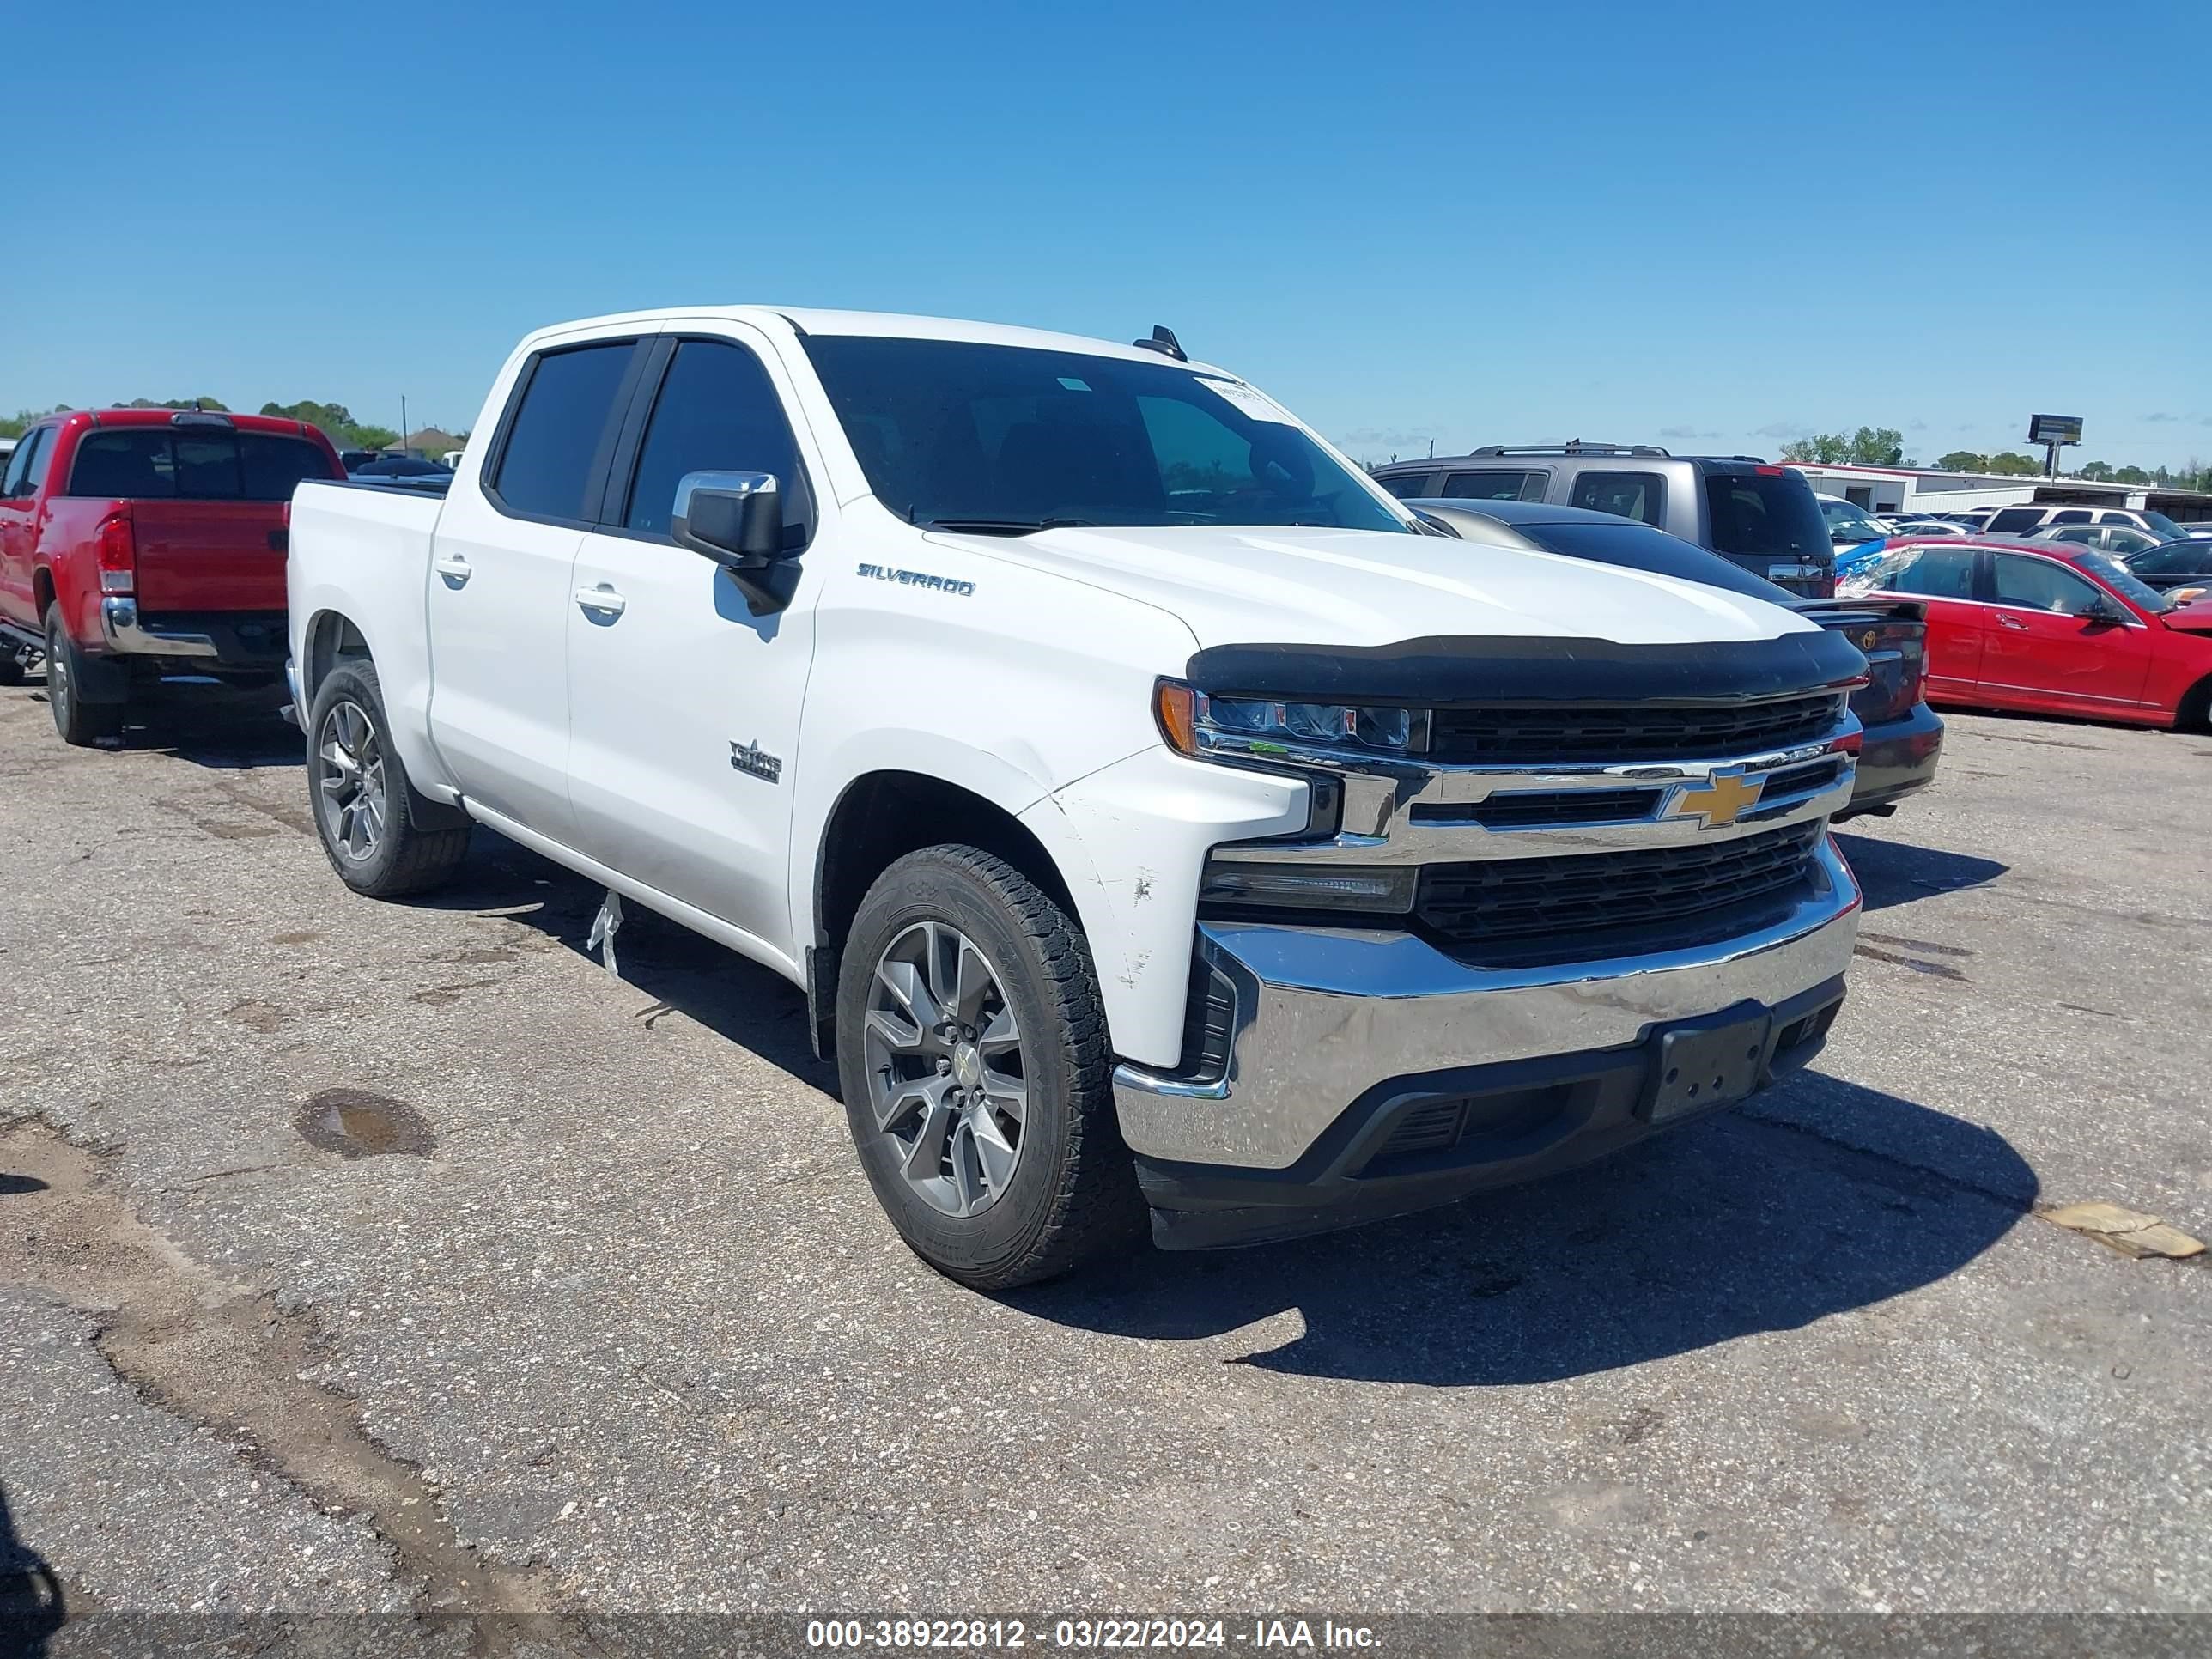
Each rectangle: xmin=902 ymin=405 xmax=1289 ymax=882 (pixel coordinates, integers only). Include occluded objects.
xmin=303 ymin=611 xmax=371 ymax=702
xmin=2179 ymin=673 xmax=2212 ymax=732
xmin=809 ymin=771 xmax=1079 ymax=1057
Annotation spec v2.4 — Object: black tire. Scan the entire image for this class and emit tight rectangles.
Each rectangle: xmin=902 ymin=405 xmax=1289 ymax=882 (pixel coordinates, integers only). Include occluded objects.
xmin=45 ymin=604 xmax=123 ymax=746
xmin=307 ymin=659 xmax=471 ymax=898
xmin=836 ymin=846 xmax=1146 ymax=1291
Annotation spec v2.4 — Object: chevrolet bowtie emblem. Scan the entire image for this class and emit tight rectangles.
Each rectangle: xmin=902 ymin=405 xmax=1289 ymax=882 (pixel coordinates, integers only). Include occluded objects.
xmin=1668 ymin=770 xmax=1765 ymax=830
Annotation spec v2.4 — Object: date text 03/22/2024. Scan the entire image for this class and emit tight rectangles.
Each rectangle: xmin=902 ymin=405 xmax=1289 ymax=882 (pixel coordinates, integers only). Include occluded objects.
xmin=804 ymin=1619 xmax=1381 ymax=1650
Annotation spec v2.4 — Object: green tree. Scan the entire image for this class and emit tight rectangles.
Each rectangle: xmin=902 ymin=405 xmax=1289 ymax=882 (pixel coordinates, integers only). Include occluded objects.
xmin=1847 ymin=426 xmax=1906 ymax=465
xmin=1935 ymin=450 xmax=1989 ymax=472
xmin=1985 ymin=452 xmax=2042 ymax=476
xmin=125 ymin=397 xmax=229 ymax=412
xmin=2075 ymin=460 xmax=2114 ymax=481
xmin=2 ymin=404 xmax=75 ymax=440
xmin=2112 ymin=465 xmax=2152 ymax=485
xmin=261 ymin=399 xmax=397 ymax=450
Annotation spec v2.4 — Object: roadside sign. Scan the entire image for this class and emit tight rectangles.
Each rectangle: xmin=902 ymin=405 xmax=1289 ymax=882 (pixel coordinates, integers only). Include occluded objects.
xmin=2028 ymin=414 xmax=2084 ymax=446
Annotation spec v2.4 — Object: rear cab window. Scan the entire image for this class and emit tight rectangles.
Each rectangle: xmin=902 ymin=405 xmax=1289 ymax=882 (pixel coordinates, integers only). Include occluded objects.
xmin=65 ymin=428 xmax=337 ymax=500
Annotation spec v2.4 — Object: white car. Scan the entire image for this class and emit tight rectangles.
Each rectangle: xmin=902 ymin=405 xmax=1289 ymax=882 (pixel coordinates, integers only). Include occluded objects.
xmin=1816 ymin=494 xmax=1891 ymax=549
xmin=286 ymin=307 xmax=1865 ymax=1288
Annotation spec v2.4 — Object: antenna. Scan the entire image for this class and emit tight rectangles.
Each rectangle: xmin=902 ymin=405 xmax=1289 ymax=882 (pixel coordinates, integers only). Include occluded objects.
xmin=1132 ymin=325 xmax=1187 ymax=362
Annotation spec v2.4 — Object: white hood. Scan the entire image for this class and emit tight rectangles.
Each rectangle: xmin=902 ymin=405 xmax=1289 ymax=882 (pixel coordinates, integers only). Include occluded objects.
xmin=925 ymin=524 xmax=1817 ymax=651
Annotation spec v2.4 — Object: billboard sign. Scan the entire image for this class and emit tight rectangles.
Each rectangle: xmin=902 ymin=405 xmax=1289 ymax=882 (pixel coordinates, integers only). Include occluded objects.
xmin=2028 ymin=414 xmax=2084 ymax=446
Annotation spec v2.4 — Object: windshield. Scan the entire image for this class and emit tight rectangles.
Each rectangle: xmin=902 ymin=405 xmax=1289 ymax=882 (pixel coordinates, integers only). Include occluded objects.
xmin=802 ymin=336 xmax=1411 ymax=534
xmin=2082 ymin=550 xmax=2177 ymax=614
xmin=2141 ymin=510 xmax=2185 ymax=540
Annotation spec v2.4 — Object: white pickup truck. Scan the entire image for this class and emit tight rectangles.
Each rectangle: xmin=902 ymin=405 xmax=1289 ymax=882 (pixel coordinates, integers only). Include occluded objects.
xmin=286 ymin=307 xmax=1867 ymax=1289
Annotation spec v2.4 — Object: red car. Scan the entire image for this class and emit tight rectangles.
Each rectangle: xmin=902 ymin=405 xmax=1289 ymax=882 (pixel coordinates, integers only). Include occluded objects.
xmin=1849 ymin=535 xmax=2212 ymax=729
xmin=0 ymin=408 xmax=346 ymax=743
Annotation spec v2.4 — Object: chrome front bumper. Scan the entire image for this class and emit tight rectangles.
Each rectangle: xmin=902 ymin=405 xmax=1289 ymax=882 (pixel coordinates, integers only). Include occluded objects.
xmin=1113 ymin=835 xmax=1862 ymax=1170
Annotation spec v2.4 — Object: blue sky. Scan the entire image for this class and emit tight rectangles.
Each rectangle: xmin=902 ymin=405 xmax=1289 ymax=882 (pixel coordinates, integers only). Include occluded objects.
xmin=10 ymin=0 xmax=2209 ymax=469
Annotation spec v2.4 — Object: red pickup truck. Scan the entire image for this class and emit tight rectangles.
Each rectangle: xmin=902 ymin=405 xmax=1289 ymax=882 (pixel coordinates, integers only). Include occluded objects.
xmin=0 ymin=408 xmax=346 ymax=743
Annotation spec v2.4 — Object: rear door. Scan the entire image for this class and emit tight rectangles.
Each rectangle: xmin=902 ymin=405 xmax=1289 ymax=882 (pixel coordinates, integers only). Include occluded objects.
xmin=61 ymin=423 xmax=335 ymax=611
xmin=563 ymin=327 xmax=825 ymax=958
xmin=0 ymin=426 xmax=54 ymax=625
xmin=427 ymin=336 xmax=649 ymax=844
xmin=1866 ymin=544 xmax=1985 ymax=697
xmin=1982 ymin=551 xmax=2156 ymax=714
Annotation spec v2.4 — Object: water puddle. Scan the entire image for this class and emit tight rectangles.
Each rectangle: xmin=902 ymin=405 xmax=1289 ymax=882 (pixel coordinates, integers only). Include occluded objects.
xmin=295 ymin=1088 xmax=435 ymax=1158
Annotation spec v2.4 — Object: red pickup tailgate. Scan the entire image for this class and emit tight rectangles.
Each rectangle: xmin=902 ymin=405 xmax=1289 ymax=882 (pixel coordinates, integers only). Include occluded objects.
xmin=61 ymin=419 xmax=338 ymax=613
xmin=130 ymin=501 xmax=290 ymax=611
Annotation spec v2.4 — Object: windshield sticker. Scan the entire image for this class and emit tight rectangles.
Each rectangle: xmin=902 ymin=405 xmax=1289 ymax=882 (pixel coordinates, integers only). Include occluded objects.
xmin=1198 ymin=379 xmax=1297 ymax=425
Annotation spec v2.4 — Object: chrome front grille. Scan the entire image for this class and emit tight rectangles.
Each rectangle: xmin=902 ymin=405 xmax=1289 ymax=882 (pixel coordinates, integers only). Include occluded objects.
xmin=1426 ymin=691 xmax=1845 ymax=763
xmin=1413 ymin=820 xmax=1826 ymax=963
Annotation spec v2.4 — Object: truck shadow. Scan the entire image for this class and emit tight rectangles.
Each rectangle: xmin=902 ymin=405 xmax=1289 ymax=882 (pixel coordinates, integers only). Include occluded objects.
xmin=18 ymin=669 xmax=302 ymax=770
xmin=0 ymin=1477 xmax=66 ymax=1656
xmin=1832 ymin=832 xmax=2007 ymax=912
xmin=1007 ymin=1072 xmax=2036 ymax=1387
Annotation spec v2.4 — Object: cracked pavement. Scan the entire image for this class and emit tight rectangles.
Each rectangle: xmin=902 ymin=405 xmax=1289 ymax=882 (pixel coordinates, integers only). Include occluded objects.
xmin=0 ymin=672 xmax=2208 ymax=1637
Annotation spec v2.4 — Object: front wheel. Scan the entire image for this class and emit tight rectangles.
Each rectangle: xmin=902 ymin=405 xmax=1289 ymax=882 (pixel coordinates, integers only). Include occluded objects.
xmin=307 ymin=660 xmax=471 ymax=897
xmin=836 ymin=846 xmax=1146 ymax=1290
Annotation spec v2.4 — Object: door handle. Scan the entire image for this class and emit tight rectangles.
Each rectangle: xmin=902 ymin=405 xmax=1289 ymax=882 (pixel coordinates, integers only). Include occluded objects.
xmin=1994 ymin=613 xmax=2029 ymax=630
xmin=574 ymin=583 xmax=627 ymax=617
xmin=433 ymin=554 xmax=471 ymax=585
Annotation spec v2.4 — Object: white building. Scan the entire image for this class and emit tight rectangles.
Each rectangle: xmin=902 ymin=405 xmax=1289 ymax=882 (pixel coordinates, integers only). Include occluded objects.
xmin=1787 ymin=461 xmax=2212 ymax=525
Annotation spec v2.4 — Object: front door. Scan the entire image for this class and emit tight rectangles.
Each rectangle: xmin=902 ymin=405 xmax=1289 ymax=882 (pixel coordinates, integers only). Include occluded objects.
xmin=0 ymin=427 xmax=52 ymax=629
xmin=1982 ymin=552 xmax=2156 ymax=714
xmin=425 ymin=337 xmax=645 ymax=842
xmin=565 ymin=329 xmax=825 ymax=966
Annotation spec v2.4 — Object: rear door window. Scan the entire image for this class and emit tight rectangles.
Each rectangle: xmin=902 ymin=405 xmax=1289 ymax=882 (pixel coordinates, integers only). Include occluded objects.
xmin=491 ymin=342 xmax=639 ymax=522
xmin=3 ymin=428 xmax=46 ymax=497
xmin=1701 ymin=473 xmax=1828 ymax=558
xmin=1873 ymin=545 xmax=1977 ymax=599
xmin=2049 ymin=508 xmax=2092 ymax=525
xmin=622 ymin=338 xmax=809 ymax=540
xmin=1984 ymin=506 xmax=2045 ymax=535
xmin=65 ymin=428 xmax=334 ymax=500
xmin=1441 ymin=468 xmax=1544 ymax=501
xmin=1569 ymin=470 xmax=1666 ymax=526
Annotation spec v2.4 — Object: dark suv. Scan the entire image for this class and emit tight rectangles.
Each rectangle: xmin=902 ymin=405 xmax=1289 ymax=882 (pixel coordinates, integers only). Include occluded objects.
xmin=1373 ymin=444 xmax=1835 ymax=596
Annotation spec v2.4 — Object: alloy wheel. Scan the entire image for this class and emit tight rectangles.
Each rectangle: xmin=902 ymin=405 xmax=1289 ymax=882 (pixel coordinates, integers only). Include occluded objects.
xmin=316 ymin=699 xmax=389 ymax=861
xmin=863 ymin=921 xmax=1029 ymax=1218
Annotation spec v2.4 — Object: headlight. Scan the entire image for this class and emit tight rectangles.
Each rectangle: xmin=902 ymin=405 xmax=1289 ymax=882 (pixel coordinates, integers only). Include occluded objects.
xmin=1200 ymin=860 xmax=1416 ymax=913
xmin=1154 ymin=682 xmax=1415 ymax=759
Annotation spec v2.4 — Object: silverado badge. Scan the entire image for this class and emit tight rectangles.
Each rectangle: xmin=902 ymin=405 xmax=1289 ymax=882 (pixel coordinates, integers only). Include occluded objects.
xmin=729 ymin=739 xmax=782 ymax=783
xmin=1667 ymin=769 xmax=1764 ymax=830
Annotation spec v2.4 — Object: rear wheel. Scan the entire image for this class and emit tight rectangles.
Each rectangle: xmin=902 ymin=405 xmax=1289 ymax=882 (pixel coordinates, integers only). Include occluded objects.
xmin=836 ymin=846 xmax=1146 ymax=1290
xmin=44 ymin=605 xmax=122 ymax=746
xmin=307 ymin=660 xmax=471 ymax=897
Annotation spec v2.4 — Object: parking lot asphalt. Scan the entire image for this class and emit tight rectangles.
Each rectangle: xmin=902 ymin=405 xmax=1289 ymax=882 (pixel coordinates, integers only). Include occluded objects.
xmin=1 ymin=673 xmax=2208 ymax=1631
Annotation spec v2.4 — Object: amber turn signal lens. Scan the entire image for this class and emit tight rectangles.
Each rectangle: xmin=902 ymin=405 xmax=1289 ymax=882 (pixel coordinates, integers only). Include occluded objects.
xmin=1154 ymin=680 xmax=1198 ymax=757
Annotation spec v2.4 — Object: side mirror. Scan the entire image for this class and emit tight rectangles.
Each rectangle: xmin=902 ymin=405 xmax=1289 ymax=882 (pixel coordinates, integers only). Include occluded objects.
xmin=2078 ymin=594 xmax=2126 ymax=624
xmin=673 ymin=471 xmax=786 ymax=566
